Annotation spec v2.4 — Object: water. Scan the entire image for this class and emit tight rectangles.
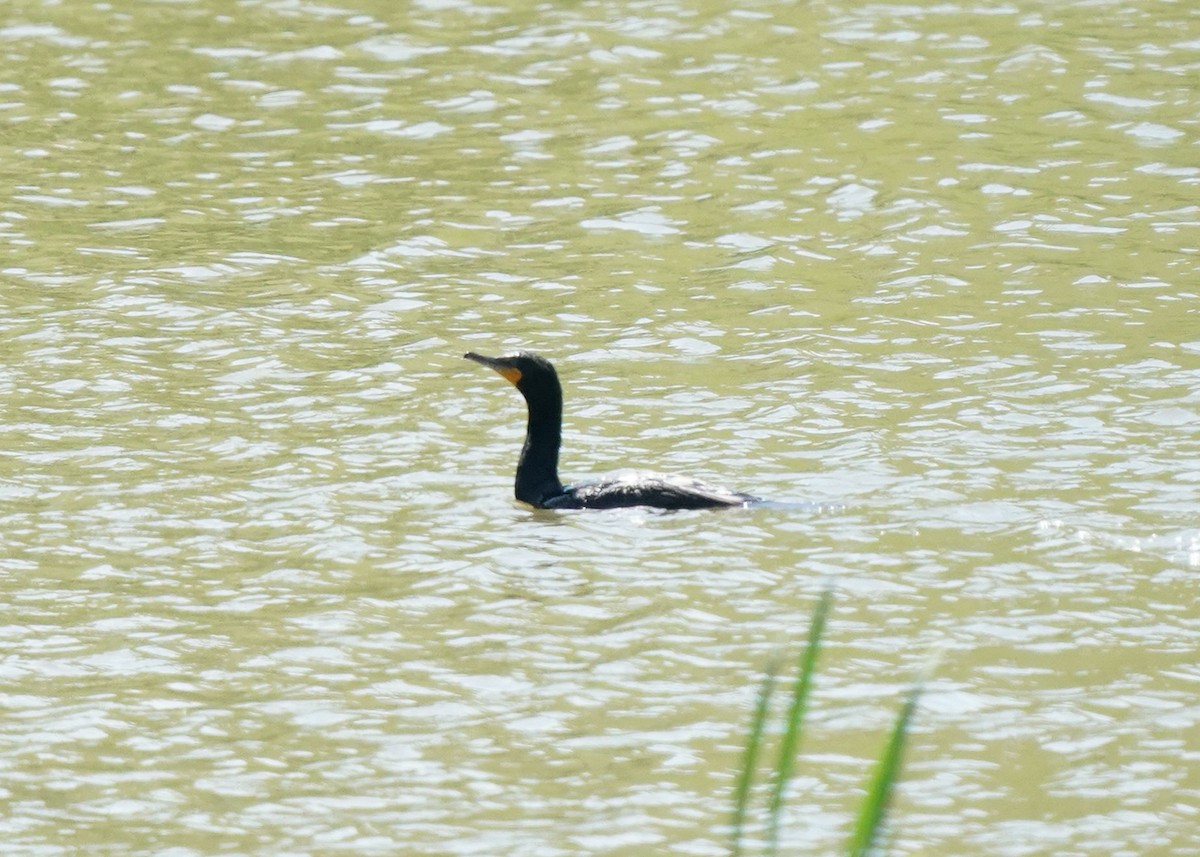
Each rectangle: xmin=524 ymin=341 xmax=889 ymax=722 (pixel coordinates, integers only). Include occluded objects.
xmin=2 ymin=1 xmax=1198 ymax=855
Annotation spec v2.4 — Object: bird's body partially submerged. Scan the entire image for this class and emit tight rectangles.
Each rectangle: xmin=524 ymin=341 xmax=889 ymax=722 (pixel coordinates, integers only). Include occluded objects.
xmin=464 ymin=351 xmax=759 ymax=511
xmin=548 ymin=471 xmax=757 ymax=510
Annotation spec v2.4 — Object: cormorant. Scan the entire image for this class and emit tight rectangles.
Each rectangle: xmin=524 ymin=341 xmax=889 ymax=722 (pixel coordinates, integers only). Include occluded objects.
xmin=464 ymin=351 xmax=760 ymax=510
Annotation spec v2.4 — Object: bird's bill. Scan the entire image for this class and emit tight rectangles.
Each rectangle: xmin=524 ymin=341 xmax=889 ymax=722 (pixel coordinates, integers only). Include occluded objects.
xmin=464 ymin=352 xmax=523 ymax=384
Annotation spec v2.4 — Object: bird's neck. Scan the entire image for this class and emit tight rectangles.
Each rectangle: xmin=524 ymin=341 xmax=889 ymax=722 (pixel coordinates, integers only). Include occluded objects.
xmin=515 ymin=394 xmax=564 ymax=506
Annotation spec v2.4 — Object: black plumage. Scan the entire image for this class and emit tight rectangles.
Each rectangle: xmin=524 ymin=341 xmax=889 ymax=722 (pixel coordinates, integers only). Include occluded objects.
xmin=464 ymin=351 xmax=759 ymax=510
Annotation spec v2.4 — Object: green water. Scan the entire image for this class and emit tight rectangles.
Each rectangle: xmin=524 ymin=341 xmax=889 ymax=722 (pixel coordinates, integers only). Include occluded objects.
xmin=2 ymin=1 xmax=1198 ymax=855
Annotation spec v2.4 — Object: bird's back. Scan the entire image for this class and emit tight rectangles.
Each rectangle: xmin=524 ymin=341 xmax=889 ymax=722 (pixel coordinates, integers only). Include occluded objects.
xmin=547 ymin=470 xmax=759 ymax=510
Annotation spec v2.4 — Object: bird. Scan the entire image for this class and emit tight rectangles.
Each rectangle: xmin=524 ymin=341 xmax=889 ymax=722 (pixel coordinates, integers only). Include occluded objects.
xmin=464 ymin=350 xmax=760 ymax=510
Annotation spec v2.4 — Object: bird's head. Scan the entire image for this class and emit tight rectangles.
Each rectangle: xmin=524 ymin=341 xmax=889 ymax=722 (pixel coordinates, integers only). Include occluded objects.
xmin=464 ymin=351 xmax=562 ymax=404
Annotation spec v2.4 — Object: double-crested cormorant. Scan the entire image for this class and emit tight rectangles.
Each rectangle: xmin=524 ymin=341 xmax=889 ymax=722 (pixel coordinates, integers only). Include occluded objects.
xmin=464 ymin=351 xmax=760 ymax=510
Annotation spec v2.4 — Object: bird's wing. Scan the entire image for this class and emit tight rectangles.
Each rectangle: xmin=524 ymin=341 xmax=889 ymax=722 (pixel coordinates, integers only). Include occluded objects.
xmin=566 ymin=471 xmax=757 ymax=510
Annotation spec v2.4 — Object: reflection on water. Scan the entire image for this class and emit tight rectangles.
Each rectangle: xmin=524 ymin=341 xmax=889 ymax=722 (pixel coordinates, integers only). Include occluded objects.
xmin=1 ymin=1 xmax=1198 ymax=855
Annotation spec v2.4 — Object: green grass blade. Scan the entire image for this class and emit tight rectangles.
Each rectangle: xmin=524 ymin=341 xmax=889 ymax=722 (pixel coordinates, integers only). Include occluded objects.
xmin=845 ymin=679 xmax=923 ymax=857
xmin=765 ymin=587 xmax=834 ymax=856
xmin=731 ymin=651 xmax=783 ymax=857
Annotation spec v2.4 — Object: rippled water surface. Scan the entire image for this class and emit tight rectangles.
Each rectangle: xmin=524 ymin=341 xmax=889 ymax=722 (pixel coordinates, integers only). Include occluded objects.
xmin=2 ymin=1 xmax=1198 ymax=855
